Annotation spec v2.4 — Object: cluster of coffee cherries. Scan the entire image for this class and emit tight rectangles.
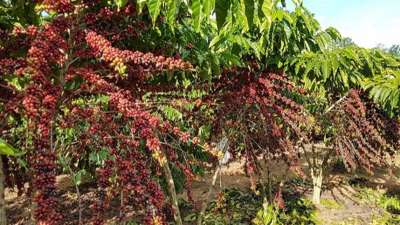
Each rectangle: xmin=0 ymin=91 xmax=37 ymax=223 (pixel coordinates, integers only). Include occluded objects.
xmin=85 ymin=31 xmax=193 ymax=79
xmin=332 ymin=89 xmax=395 ymax=172
xmin=3 ymin=1 xmax=201 ymax=223
xmin=213 ymin=70 xmax=306 ymax=166
xmin=40 ymin=0 xmax=75 ymax=13
xmin=15 ymin=15 xmax=71 ymax=224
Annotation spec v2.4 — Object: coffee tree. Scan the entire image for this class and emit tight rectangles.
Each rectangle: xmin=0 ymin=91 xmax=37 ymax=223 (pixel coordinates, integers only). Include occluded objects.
xmin=1 ymin=1 xmax=198 ymax=224
xmin=0 ymin=0 xmax=399 ymax=224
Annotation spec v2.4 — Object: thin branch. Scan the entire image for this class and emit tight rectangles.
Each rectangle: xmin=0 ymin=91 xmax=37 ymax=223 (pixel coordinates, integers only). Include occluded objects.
xmin=196 ymin=167 xmax=220 ymax=225
xmin=324 ymin=92 xmax=349 ymax=115
xmin=0 ymin=83 xmax=14 ymax=91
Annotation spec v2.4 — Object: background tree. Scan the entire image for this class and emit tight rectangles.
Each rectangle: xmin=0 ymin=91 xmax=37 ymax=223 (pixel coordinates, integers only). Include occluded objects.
xmin=388 ymin=45 xmax=400 ymax=57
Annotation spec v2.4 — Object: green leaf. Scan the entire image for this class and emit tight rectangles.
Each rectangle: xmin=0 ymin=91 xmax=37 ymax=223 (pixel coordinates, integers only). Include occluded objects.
xmin=199 ymin=67 xmax=212 ymax=81
xmin=161 ymin=105 xmax=183 ymax=121
xmin=362 ymin=71 xmax=400 ymax=114
xmin=321 ymin=58 xmax=330 ymax=80
xmin=89 ymin=149 xmax=110 ymax=166
xmin=198 ymin=124 xmax=211 ymax=141
xmin=137 ymin=0 xmax=147 ymax=14
xmin=0 ymin=138 xmax=18 ymax=156
xmin=192 ymin=0 xmax=202 ymax=31
xmin=73 ymin=170 xmax=86 ymax=186
xmin=211 ymin=54 xmax=221 ymax=75
xmin=114 ymin=0 xmax=128 ymax=9
xmin=220 ymin=51 xmax=242 ymax=66
xmin=203 ymin=0 xmax=215 ymax=19
xmin=340 ymin=70 xmax=349 ymax=88
xmin=243 ymin=0 xmax=254 ymax=29
xmin=17 ymin=158 xmax=28 ymax=169
xmin=147 ymin=0 xmax=162 ymax=25
xmin=304 ymin=59 xmax=314 ymax=77
xmin=215 ymin=0 xmax=230 ymax=30
xmin=261 ymin=0 xmax=273 ymax=17
xmin=4 ymin=74 xmax=27 ymax=91
xmin=167 ymin=0 xmax=180 ymax=27
xmin=235 ymin=0 xmax=249 ymax=31
xmin=64 ymin=76 xmax=83 ymax=91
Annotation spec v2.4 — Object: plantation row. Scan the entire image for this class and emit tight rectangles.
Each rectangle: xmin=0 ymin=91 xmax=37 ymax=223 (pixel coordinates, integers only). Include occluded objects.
xmin=0 ymin=0 xmax=399 ymax=224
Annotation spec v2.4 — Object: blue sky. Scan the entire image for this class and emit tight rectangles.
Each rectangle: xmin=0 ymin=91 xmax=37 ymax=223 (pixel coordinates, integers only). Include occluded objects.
xmin=302 ymin=0 xmax=400 ymax=48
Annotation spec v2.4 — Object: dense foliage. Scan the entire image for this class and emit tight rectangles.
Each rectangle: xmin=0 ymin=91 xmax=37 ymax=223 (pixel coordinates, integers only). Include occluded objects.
xmin=1 ymin=1 xmax=198 ymax=224
xmin=0 ymin=0 xmax=399 ymax=225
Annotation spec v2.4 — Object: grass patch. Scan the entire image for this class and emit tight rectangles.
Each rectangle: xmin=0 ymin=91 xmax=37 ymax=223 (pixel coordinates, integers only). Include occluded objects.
xmin=328 ymin=218 xmax=363 ymax=225
xmin=320 ymin=199 xmax=344 ymax=210
xmin=353 ymin=186 xmax=400 ymax=224
xmin=355 ymin=187 xmax=400 ymax=212
xmin=371 ymin=212 xmax=400 ymax=225
xmin=183 ymin=187 xmax=320 ymax=225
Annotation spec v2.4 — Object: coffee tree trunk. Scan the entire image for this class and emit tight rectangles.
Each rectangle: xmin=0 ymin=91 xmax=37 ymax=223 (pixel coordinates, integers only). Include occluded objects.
xmin=162 ymin=162 xmax=183 ymax=225
xmin=303 ymin=143 xmax=332 ymax=205
xmin=311 ymin=167 xmax=323 ymax=205
xmin=197 ymin=167 xmax=220 ymax=225
xmin=0 ymin=158 xmax=6 ymax=225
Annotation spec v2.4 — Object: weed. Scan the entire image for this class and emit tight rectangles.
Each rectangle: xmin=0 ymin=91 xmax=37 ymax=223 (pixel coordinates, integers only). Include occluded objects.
xmin=320 ymin=199 xmax=344 ymax=210
xmin=354 ymin=187 xmax=400 ymax=224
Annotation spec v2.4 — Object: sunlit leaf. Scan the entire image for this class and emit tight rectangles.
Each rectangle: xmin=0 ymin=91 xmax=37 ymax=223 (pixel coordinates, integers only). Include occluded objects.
xmin=192 ymin=0 xmax=202 ymax=31
xmin=203 ymin=0 xmax=215 ymax=19
xmin=147 ymin=0 xmax=162 ymax=25
xmin=243 ymin=0 xmax=254 ymax=29
xmin=167 ymin=0 xmax=180 ymax=27
xmin=0 ymin=138 xmax=19 ymax=156
xmin=114 ymin=0 xmax=128 ymax=9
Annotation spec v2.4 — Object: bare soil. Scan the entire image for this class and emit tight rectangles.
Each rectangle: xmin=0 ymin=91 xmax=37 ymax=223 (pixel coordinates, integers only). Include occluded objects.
xmin=5 ymin=160 xmax=400 ymax=225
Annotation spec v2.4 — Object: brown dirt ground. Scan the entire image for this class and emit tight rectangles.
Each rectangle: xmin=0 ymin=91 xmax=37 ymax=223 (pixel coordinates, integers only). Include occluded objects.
xmin=5 ymin=159 xmax=400 ymax=225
